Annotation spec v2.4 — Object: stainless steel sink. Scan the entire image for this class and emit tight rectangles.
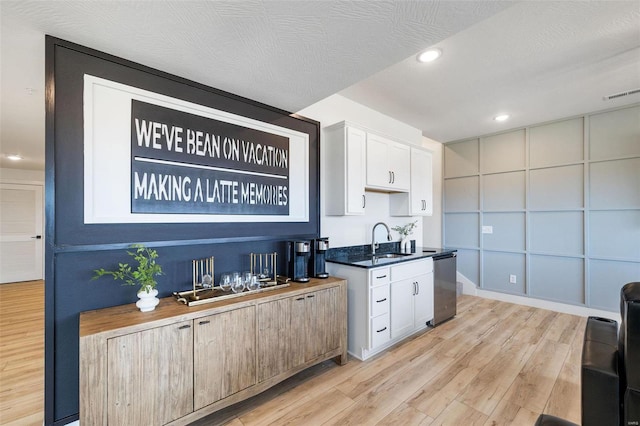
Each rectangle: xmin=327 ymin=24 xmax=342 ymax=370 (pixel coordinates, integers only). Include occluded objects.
xmin=374 ymin=253 xmax=412 ymax=259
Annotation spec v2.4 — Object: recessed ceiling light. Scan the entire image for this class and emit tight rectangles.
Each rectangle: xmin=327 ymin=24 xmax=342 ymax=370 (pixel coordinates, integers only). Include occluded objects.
xmin=493 ymin=114 xmax=510 ymax=122
xmin=7 ymin=154 xmax=23 ymax=161
xmin=416 ymin=48 xmax=442 ymax=63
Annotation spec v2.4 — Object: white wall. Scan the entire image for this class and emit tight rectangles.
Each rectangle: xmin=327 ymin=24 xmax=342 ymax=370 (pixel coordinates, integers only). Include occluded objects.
xmin=297 ymin=94 xmax=443 ymax=249
xmin=0 ymin=167 xmax=44 ymax=184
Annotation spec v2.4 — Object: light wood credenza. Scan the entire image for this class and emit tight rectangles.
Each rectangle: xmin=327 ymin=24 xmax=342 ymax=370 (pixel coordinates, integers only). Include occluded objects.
xmin=80 ymin=277 xmax=347 ymax=425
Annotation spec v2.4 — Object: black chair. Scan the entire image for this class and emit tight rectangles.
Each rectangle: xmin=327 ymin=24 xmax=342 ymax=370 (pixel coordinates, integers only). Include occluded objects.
xmin=536 ymin=281 xmax=640 ymax=426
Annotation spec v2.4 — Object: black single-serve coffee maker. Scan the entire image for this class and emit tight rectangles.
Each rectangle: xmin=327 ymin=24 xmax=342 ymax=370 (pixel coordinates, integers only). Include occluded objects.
xmin=287 ymin=240 xmax=311 ymax=282
xmin=310 ymin=237 xmax=329 ymax=279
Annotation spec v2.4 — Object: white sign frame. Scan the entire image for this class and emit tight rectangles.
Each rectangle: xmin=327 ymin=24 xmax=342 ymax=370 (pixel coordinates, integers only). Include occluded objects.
xmin=83 ymin=75 xmax=310 ymax=224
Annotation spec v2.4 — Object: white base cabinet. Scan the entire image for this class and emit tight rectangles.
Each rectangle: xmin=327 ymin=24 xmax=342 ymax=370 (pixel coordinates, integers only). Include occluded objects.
xmin=390 ymin=260 xmax=434 ymax=339
xmin=328 ymin=258 xmax=434 ymax=360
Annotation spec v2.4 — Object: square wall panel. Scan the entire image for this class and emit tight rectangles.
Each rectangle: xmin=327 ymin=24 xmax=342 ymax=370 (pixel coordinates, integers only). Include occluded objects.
xmin=444 ymin=176 xmax=479 ymax=212
xmin=590 ymin=158 xmax=640 ymax=209
xmin=483 ymin=251 xmax=526 ymax=294
xmin=456 ymin=249 xmax=480 ymax=286
xmin=529 ymin=165 xmax=584 ymax=210
xmin=444 ymin=139 xmax=479 ymax=178
xmin=530 ymin=117 xmax=584 ymax=168
xmin=444 ymin=213 xmax=479 ymax=248
xmin=481 ymin=130 xmax=525 ymax=174
xmin=590 ymin=105 xmax=640 ymax=160
xmin=530 ymin=255 xmax=584 ymax=305
xmin=589 ymin=210 xmax=640 ymax=261
xmin=530 ymin=211 xmax=584 ymax=255
xmin=482 ymin=171 xmax=525 ymax=211
xmin=483 ymin=213 xmax=525 ymax=251
xmin=589 ymin=259 xmax=640 ymax=311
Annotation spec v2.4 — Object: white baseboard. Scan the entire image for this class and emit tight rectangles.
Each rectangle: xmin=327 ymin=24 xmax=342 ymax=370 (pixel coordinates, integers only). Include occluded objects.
xmin=457 ymin=272 xmax=621 ymax=323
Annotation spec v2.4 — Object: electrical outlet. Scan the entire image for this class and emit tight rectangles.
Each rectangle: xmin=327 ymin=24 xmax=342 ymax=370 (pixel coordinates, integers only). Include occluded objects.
xmin=509 ymin=274 xmax=517 ymax=284
xmin=482 ymin=225 xmax=493 ymax=234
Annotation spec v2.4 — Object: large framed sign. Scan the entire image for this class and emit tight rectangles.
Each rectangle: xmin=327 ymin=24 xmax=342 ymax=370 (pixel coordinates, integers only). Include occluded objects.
xmin=84 ymin=75 xmax=309 ymax=223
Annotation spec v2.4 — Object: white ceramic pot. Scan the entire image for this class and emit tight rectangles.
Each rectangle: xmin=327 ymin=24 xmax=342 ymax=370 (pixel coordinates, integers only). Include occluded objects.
xmin=401 ymin=237 xmax=410 ymax=253
xmin=136 ymin=288 xmax=159 ymax=312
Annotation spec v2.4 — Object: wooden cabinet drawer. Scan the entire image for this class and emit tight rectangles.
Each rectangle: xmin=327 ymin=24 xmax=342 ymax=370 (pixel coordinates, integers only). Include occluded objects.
xmin=370 ymin=284 xmax=390 ymax=317
xmin=370 ymin=267 xmax=390 ymax=287
xmin=371 ymin=313 xmax=390 ymax=348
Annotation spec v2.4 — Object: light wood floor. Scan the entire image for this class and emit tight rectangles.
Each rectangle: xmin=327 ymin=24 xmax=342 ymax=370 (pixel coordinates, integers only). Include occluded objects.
xmin=193 ymin=295 xmax=585 ymax=426
xmin=0 ymin=280 xmax=44 ymax=426
xmin=0 ymin=282 xmax=584 ymax=426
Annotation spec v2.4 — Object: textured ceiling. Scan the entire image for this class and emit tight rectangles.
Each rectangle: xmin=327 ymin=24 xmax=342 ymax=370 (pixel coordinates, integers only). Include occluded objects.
xmin=1 ymin=1 xmax=639 ymax=171
xmin=0 ymin=0 xmax=512 ymax=170
xmin=340 ymin=0 xmax=640 ymax=142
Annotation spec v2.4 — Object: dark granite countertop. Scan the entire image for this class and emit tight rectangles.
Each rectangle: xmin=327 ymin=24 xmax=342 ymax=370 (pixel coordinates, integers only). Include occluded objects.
xmin=326 ymin=242 xmax=457 ymax=269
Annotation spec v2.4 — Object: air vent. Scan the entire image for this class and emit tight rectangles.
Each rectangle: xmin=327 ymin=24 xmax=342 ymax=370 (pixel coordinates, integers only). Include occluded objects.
xmin=603 ymin=88 xmax=640 ymax=101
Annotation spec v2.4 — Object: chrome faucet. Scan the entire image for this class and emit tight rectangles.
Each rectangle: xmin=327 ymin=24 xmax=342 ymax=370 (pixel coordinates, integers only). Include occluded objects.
xmin=371 ymin=222 xmax=392 ymax=256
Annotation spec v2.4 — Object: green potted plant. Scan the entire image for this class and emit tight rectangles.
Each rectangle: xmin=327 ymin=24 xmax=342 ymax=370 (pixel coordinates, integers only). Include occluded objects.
xmin=392 ymin=220 xmax=418 ymax=253
xmin=92 ymin=244 xmax=164 ymax=312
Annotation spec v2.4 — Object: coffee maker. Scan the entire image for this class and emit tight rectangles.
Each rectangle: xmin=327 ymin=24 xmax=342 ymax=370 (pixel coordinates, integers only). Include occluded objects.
xmin=310 ymin=238 xmax=329 ymax=279
xmin=287 ymin=240 xmax=311 ymax=283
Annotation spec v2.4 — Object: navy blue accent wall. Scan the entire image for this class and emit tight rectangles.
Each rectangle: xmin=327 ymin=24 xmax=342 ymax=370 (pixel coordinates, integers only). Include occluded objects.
xmin=45 ymin=37 xmax=320 ymax=425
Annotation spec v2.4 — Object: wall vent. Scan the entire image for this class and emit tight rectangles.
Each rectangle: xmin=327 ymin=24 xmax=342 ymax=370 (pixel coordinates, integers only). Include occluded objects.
xmin=603 ymin=88 xmax=640 ymax=101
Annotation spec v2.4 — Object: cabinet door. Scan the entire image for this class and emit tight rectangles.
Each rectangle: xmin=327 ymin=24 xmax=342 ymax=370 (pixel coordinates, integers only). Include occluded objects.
xmin=414 ymin=272 xmax=434 ymax=328
xmin=194 ymin=306 xmax=256 ymax=410
xmin=290 ymin=294 xmax=309 ymax=367
xmin=390 ymin=278 xmax=415 ymax=339
xmin=257 ymin=298 xmax=291 ymax=382
xmin=366 ymin=133 xmax=392 ymax=188
xmin=107 ymin=320 xmax=193 ymax=425
xmin=345 ymin=126 xmax=367 ymax=215
xmin=314 ymin=286 xmax=341 ymax=356
xmin=290 ymin=287 xmax=341 ymax=367
xmin=389 ymin=141 xmax=410 ymax=191
xmin=410 ymin=149 xmax=433 ymax=215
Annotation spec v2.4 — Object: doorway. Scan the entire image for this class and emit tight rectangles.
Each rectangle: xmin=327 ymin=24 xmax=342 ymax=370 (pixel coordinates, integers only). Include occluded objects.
xmin=0 ymin=183 xmax=43 ymax=283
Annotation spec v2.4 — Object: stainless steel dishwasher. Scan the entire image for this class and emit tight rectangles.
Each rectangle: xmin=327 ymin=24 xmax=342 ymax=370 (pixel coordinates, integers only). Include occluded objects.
xmin=432 ymin=251 xmax=457 ymax=325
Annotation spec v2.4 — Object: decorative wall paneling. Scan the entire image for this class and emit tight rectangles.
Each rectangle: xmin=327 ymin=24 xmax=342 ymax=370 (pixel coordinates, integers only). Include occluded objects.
xmin=443 ymin=104 xmax=640 ymax=311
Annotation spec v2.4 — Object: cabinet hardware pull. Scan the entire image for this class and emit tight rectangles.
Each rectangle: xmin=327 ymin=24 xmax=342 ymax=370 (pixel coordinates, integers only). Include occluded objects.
xmin=198 ymin=320 xmax=210 ymax=325
xmin=376 ymin=274 xmax=387 ymax=279
xmin=362 ymin=194 xmax=366 ymax=208
xmin=416 ymin=282 xmax=420 ymax=294
xmin=178 ymin=325 xmax=191 ymax=330
xmin=307 ymin=295 xmax=315 ymax=298
xmin=391 ymin=171 xmax=395 ymax=184
xmin=376 ymin=326 xmax=387 ymax=333
xmin=296 ymin=297 xmax=305 ymax=301
xmin=376 ymin=298 xmax=387 ymax=303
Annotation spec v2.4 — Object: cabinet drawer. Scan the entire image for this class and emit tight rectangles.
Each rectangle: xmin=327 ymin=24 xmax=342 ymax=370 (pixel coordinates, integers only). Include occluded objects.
xmin=371 ymin=313 xmax=391 ymax=348
xmin=370 ymin=267 xmax=390 ymax=287
xmin=391 ymin=258 xmax=432 ymax=281
xmin=370 ymin=285 xmax=390 ymax=317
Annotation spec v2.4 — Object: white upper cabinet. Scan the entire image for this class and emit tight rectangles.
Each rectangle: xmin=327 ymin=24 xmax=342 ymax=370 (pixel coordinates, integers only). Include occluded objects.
xmin=366 ymin=133 xmax=410 ymax=192
xmin=324 ymin=121 xmax=431 ymax=216
xmin=391 ymin=147 xmax=433 ymax=216
xmin=324 ymin=123 xmax=366 ymax=215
